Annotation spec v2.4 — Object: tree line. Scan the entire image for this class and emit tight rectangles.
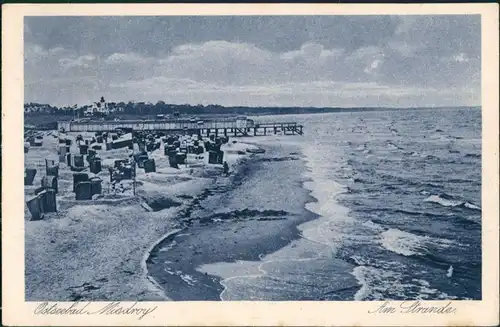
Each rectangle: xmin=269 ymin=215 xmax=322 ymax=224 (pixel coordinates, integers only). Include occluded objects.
xmin=25 ymin=100 xmax=396 ymax=117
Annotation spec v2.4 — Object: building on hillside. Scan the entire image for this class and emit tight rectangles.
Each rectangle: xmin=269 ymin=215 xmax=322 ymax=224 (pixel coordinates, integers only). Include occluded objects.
xmin=84 ymin=105 xmax=94 ymax=116
xmin=84 ymin=96 xmax=109 ymax=116
xmin=93 ymin=96 xmax=109 ymax=115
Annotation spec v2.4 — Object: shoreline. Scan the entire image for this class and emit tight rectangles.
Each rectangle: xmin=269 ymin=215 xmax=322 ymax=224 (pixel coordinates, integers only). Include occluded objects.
xmin=146 ymin=138 xmax=322 ymax=300
xmin=185 ymin=137 xmax=360 ymax=301
xmin=140 ymin=228 xmax=182 ymax=300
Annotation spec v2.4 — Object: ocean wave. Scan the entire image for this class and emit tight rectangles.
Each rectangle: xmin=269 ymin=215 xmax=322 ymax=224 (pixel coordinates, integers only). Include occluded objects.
xmin=424 ymin=194 xmax=481 ymax=211
xmin=414 ymin=252 xmax=480 ymax=273
xmin=361 ymin=203 xmax=481 ymax=227
xmin=362 ymin=220 xmax=385 ymax=232
xmin=386 ymin=141 xmax=403 ymax=150
xmin=424 ymin=194 xmax=462 ymax=207
xmin=355 ymin=207 xmax=444 ymax=219
xmin=419 ymin=182 xmax=444 ymax=188
xmin=351 ymin=265 xmax=451 ymax=300
xmin=380 ymin=227 xmax=457 ymax=257
xmin=380 ymin=229 xmax=429 ymax=256
xmin=355 ymin=144 xmax=366 ymax=151
xmin=451 ymin=216 xmax=481 ymax=227
xmin=375 ymin=173 xmax=444 ymax=189
xmin=464 ymin=153 xmax=481 ymax=158
xmin=423 ymin=154 xmax=441 ymax=161
xmin=377 ymin=173 xmax=418 ymax=186
xmin=390 ymin=208 xmax=445 ymax=218
xmin=353 ymin=177 xmax=374 ymax=184
xmin=431 ymin=178 xmax=478 ymax=184
xmin=463 ymin=202 xmax=481 ymax=210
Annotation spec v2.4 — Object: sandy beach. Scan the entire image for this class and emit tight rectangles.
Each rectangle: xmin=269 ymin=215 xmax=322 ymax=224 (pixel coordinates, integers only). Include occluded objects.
xmin=24 ymin=131 xmax=267 ymax=301
xmin=146 ymin=137 xmax=318 ymax=300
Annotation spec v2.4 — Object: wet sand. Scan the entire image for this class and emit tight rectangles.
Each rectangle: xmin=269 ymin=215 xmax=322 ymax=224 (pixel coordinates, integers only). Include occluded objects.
xmin=147 ymin=140 xmax=320 ymax=300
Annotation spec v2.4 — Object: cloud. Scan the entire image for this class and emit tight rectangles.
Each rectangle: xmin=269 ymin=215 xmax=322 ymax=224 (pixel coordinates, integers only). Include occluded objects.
xmin=387 ymin=41 xmax=420 ymax=57
xmin=451 ymin=53 xmax=470 ymax=63
xmin=108 ymin=74 xmax=478 ymax=108
xmin=105 ymin=52 xmax=150 ymax=65
xmin=24 ymin=16 xmax=481 ymax=107
xmin=157 ymin=41 xmax=280 ymax=85
xmin=59 ymin=54 xmax=96 ymax=69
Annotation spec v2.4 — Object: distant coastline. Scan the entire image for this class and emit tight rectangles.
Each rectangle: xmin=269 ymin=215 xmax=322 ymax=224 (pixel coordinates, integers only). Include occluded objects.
xmin=23 ymin=104 xmax=480 ymax=130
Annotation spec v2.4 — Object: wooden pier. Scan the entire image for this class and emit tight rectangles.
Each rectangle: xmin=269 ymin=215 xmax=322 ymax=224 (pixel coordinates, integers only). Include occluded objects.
xmin=58 ymin=117 xmax=304 ymax=137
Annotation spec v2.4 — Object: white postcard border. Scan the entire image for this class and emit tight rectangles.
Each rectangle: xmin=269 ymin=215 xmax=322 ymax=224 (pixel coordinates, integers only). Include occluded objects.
xmin=2 ymin=4 xmax=498 ymax=326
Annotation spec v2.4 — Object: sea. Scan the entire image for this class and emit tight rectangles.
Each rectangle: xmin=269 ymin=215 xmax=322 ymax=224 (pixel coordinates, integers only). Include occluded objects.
xmin=211 ymin=107 xmax=482 ymax=301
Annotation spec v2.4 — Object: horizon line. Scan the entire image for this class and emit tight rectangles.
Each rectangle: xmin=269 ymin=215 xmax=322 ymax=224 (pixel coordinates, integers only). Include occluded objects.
xmin=23 ymin=102 xmax=481 ymax=110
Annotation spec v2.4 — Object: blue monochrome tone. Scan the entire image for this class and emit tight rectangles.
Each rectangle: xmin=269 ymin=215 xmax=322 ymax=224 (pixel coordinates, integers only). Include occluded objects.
xmin=23 ymin=15 xmax=481 ymax=301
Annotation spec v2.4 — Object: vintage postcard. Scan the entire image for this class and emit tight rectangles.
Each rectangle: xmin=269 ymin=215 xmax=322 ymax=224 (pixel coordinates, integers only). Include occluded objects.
xmin=2 ymin=3 xmax=499 ymax=326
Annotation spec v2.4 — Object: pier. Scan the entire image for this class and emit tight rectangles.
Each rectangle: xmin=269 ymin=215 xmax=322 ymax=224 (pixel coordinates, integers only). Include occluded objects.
xmin=58 ymin=117 xmax=304 ymax=136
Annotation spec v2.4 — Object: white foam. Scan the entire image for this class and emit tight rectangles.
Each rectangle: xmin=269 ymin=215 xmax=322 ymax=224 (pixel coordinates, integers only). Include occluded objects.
xmin=196 ymin=137 xmax=356 ymax=300
xmin=298 ymin=141 xmax=355 ymax=254
xmin=180 ymin=274 xmax=196 ymax=286
xmin=386 ymin=142 xmax=401 ymax=150
xmin=352 ymin=266 xmax=372 ymax=300
xmin=446 ymin=265 xmax=454 ymax=278
xmin=379 ymin=228 xmax=454 ymax=257
xmin=424 ymin=195 xmax=462 ymax=207
xmin=423 ymin=195 xmax=481 ymax=211
xmin=352 ymin=265 xmax=449 ymax=300
xmin=464 ymin=202 xmax=481 ymax=210
xmin=380 ymin=228 xmax=427 ymax=256
xmin=362 ymin=220 xmax=385 ymax=232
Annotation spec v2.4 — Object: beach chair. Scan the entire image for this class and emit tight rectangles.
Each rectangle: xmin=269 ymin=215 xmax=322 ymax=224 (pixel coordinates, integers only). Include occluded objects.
xmin=167 ymin=152 xmax=179 ymax=169
xmin=79 ymin=144 xmax=89 ymax=155
xmin=75 ymin=182 xmax=92 ymax=200
xmin=136 ymin=154 xmax=149 ymax=168
xmin=26 ymin=195 xmax=44 ymax=220
xmin=41 ymin=175 xmax=58 ymax=194
xmin=144 ymin=159 xmax=156 ymax=173
xmin=40 ymin=189 xmax=57 ymax=213
xmin=45 ymin=159 xmax=59 ymax=178
xmin=208 ymin=151 xmax=218 ymax=164
xmin=90 ymin=177 xmax=103 ymax=196
xmin=176 ymin=153 xmax=187 ymax=165
xmin=74 ymin=155 xmax=85 ymax=168
xmin=73 ymin=173 xmax=89 ymax=192
xmin=89 ymin=158 xmax=102 ymax=174
xmin=24 ymin=168 xmax=37 ymax=185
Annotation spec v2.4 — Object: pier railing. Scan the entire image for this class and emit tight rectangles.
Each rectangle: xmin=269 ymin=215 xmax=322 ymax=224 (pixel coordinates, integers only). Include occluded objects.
xmin=58 ymin=118 xmax=304 ymax=136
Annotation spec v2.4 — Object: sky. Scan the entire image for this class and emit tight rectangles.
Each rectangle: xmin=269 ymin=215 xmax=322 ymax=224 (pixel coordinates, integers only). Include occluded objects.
xmin=24 ymin=15 xmax=481 ymax=108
